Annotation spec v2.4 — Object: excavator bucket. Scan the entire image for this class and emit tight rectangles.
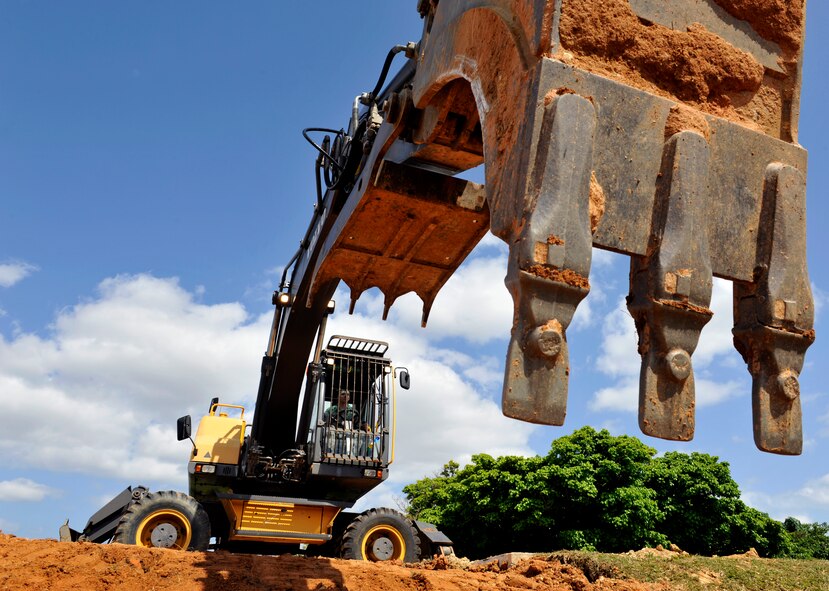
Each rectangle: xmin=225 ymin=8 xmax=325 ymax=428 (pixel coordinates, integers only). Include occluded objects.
xmin=310 ymin=160 xmax=488 ymax=327
xmin=307 ymin=0 xmax=814 ymax=454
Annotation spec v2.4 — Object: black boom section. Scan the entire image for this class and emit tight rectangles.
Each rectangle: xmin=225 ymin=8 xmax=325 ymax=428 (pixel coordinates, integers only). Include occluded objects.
xmin=252 ymin=280 xmax=338 ymax=455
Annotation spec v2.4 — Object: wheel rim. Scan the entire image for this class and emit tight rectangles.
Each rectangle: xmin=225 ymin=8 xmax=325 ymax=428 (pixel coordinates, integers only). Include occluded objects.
xmin=360 ymin=525 xmax=406 ymax=561
xmin=135 ymin=509 xmax=192 ymax=550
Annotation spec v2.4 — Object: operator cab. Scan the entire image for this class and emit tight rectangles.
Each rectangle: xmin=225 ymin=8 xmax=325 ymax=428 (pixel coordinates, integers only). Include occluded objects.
xmin=299 ymin=336 xmax=406 ymax=470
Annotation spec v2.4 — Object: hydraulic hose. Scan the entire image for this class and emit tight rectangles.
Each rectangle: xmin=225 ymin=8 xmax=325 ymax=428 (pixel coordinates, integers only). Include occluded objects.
xmin=369 ymin=42 xmax=417 ymax=103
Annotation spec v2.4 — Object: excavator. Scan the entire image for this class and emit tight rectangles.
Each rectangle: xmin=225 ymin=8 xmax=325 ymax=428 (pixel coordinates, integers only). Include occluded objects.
xmin=61 ymin=0 xmax=815 ymax=559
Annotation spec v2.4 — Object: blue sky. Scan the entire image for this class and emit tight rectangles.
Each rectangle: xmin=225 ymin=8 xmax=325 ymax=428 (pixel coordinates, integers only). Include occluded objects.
xmin=1 ymin=2 xmax=828 ymax=541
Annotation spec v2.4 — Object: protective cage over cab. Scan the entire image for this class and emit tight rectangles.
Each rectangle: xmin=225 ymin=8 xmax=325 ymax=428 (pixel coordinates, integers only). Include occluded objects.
xmin=300 ymin=336 xmax=402 ymax=480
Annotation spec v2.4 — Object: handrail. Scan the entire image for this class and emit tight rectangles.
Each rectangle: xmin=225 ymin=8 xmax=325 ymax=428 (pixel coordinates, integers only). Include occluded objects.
xmin=210 ymin=403 xmax=246 ymax=419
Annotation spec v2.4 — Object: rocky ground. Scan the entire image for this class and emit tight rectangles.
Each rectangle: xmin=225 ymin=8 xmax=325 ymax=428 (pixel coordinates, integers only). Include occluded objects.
xmin=0 ymin=533 xmax=664 ymax=591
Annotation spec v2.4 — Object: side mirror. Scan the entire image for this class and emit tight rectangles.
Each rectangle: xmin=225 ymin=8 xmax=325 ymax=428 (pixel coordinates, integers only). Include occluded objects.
xmin=209 ymin=397 xmax=219 ymax=412
xmin=176 ymin=415 xmax=192 ymax=441
xmin=398 ymin=369 xmax=411 ymax=390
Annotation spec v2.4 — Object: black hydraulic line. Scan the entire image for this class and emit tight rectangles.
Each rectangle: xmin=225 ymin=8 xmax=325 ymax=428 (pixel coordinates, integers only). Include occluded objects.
xmin=302 ymin=128 xmax=344 ymax=172
xmin=369 ymin=45 xmax=409 ymax=103
xmin=279 ymin=247 xmax=302 ymax=292
xmin=374 ymin=58 xmax=416 ymax=106
xmin=314 ymin=152 xmax=324 ymax=209
xmin=323 ymin=151 xmax=335 ymax=188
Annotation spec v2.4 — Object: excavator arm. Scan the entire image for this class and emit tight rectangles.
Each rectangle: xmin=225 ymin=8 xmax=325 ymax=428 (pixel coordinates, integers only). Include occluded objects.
xmin=249 ymin=49 xmax=489 ymax=456
xmin=255 ymin=0 xmax=814 ymax=456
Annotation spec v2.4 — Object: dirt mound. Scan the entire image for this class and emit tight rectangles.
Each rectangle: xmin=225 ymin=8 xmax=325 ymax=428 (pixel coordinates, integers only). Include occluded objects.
xmin=555 ymin=0 xmax=805 ymax=139
xmin=0 ymin=533 xmax=664 ymax=591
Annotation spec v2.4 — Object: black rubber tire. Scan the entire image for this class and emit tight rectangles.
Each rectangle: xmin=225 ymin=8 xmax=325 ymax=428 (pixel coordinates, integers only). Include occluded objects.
xmin=340 ymin=508 xmax=420 ymax=562
xmin=112 ymin=490 xmax=210 ymax=551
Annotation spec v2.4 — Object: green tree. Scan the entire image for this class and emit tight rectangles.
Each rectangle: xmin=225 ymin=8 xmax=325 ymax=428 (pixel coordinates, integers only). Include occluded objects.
xmin=645 ymin=452 xmax=740 ymax=554
xmin=405 ymin=427 xmax=667 ymax=557
xmin=403 ymin=460 xmax=458 ymax=526
xmin=730 ymin=504 xmax=790 ymax=557
xmin=403 ymin=427 xmax=790 ymax=558
xmin=537 ymin=427 xmax=667 ymax=552
xmin=644 ymin=451 xmax=787 ymax=556
xmin=782 ymin=517 xmax=829 ymax=559
xmin=405 ymin=453 xmax=544 ymax=556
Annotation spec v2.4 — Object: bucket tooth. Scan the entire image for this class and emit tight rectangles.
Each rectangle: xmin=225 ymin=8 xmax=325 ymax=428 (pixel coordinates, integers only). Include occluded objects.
xmin=348 ymin=286 xmax=365 ymax=315
xmin=736 ymin=327 xmax=807 ymax=455
xmin=504 ymin=263 xmax=588 ymax=424
xmin=381 ymin=291 xmax=399 ymax=321
xmin=502 ymin=93 xmax=596 ymax=425
xmin=627 ymin=131 xmax=713 ymax=441
xmin=420 ymin=298 xmax=434 ymax=328
xmin=733 ymin=164 xmax=814 ymax=455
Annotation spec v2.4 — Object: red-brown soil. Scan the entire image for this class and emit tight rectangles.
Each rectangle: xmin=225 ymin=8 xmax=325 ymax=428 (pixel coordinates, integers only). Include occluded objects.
xmin=0 ymin=533 xmax=664 ymax=591
xmin=559 ymin=0 xmax=765 ymax=103
xmin=555 ymin=0 xmax=805 ymax=139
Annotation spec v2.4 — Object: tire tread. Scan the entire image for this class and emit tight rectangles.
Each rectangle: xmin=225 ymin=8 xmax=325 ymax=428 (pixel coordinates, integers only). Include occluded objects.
xmin=340 ymin=507 xmax=420 ymax=562
xmin=112 ymin=490 xmax=210 ymax=551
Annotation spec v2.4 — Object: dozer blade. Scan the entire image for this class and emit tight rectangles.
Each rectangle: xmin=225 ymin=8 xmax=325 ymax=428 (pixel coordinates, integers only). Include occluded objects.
xmin=59 ymin=520 xmax=81 ymax=543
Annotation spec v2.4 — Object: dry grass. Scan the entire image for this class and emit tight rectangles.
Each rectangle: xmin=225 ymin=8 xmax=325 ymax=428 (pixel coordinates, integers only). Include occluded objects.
xmin=550 ymin=550 xmax=829 ymax=591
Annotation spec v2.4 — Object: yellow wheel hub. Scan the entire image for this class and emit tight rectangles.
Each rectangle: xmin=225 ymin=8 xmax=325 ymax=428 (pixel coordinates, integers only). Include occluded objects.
xmin=361 ymin=524 xmax=406 ymax=561
xmin=135 ymin=509 xmax=192 ymax=550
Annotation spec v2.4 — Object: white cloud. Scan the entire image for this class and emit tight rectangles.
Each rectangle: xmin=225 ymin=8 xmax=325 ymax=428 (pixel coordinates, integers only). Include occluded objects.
xmin=591 ymin=377 xmax=638 ymax=412
xmin=570 ymin=298 xmax=594 ymax=332
xmin=357 ymin=253 xmax=512 ymax=345
xmin=0 ymin=262 xmax=37 ymax=288
xmin=569 ymin=248 xmax=627 ymax=332
xmin=0 ymin=274 xmax=270 ymax=482
xmin=392 ymin=359 xmax=535 ymax=476
xmin=0 ymin=271 xmax=536 ymax=503
xmin=592 ymin=248 xmax=617 ymax=268
xmin=0 ymin=478 xmax=56 ymax=502
xmin=244 ymin=266 xmax=286 ymax=302
xmin=596 ymin=417 xmax=626 ymax=435
xmin=797 ymin=473 xmax=829 ymax=505
xmin=742 ymin=473 xmax=829 ymax=523
xmin=594 ymin=301 xmax=639 ymax=379
xmin=817 ymin=405 xmax=829 ymax=438
xmin=372 ymin=241 xmax=618 ymax=345
xmin=427 ymin=347 xmax=503 ymax=390
xmin=357 ymin=234 xmax=628 ymax=346
xmin=813 ymin=282 xmax=827 ymax=321
xmin=694 ymin=377 xmax=742 ymax=406
xmin=352 ymin=352 xmax=537 ymax=512
xmin=693 ymin=279 xmax=738 ymax=367
xmin=474 ymin=230 xmax=508 ymax=254
xmin=740 ymin=491 xmax=783 ymax=519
